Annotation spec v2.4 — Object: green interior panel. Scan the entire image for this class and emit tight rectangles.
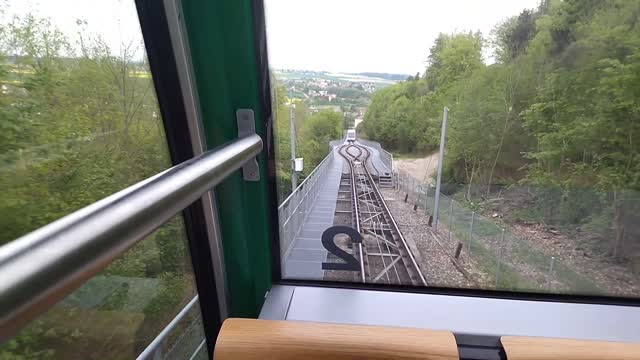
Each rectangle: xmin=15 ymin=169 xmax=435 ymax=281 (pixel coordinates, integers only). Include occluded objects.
xmin=181 ymin=0 xmax=272 ymax=317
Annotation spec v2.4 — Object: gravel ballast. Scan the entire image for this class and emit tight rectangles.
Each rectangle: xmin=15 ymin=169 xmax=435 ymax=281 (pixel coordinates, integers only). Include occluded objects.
xmin=381 ymin=188 xmax=483 ymax=289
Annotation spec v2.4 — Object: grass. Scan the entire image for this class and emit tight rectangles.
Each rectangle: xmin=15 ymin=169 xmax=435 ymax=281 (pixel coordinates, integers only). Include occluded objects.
xmin=441 ymin=213 xmax=538 ymax=291
xmin=428 ymin=188 xmax=602 ymax=293
xmin=427 ymin=198 xmax=532 ymax=290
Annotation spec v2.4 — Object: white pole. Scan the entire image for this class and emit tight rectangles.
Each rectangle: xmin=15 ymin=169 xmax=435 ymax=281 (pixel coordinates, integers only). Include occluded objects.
xmin=546 ymin=256 xmax=556 ymax=290
xmin=289 ymin=100 xmax=298 ymax=191
xmin=433 ymin=106 xmax=448 ymax=227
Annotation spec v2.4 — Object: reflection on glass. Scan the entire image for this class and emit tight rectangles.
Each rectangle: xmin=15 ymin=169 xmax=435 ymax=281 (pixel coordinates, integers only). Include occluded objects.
xmin=267 ymin=0 xmax=640 ymax=298
xmin=0 ymin=0 xmax=206 ymax=358
xmin=2 ymin=218 xmax=204 ymax=359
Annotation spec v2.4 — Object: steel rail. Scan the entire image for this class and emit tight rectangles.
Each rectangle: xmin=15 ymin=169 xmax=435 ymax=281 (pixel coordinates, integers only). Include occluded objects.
xmin=342 ymin=144 xmax=402 ymax=284
xmin=353 ymin=147 xmax=392 ymax=282
xmin=342 ymin=144 xmax=394 ymax=283
xmin=338 ymin=145 xmax=366 ymax=283
xmin=340 ymin=143 xmax=428 ymax=286
xmin=357 ymin=145 xmax=428 ymax=286
xmin=0 ymin=134 xmax=263 ymax=341
xmin=357 ymin=146 xmax=402 ymax=284
xmin=347 ymin=145 xmax=366 ymax=283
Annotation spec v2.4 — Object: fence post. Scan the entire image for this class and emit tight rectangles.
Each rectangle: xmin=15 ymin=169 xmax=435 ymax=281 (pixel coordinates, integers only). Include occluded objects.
xmin=495 ymin=228 xmax=505 ymax=288
xmin=448 ymin=200 xmax=454 ymax=242
xmin=424 ymin=185 xmax=430 ymax=213
xmin=433 ymin=106 xmax=449 ymax=228
xmin=545 ymin=256 xmax=556 ymax=290
xmin=402 ymin=173 xmax=406 ymax=192
xmin=431 ymin=185 xmax=435 ymax=213
xmin=468 ymin=211 xmax=475 ymax=256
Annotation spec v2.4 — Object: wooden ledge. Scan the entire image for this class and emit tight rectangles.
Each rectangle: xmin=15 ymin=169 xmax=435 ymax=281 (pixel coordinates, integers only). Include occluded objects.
xmin=501 ymin=335 xmax=640 ymax=360
xmin=214 ymin=318 xmax=458 ymax=360
xmin=213 ymin=318 xmax=640 ymax=359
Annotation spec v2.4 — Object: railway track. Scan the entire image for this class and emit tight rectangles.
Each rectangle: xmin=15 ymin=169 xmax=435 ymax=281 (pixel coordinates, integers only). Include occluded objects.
xmin=338 ymin=142 xmax=427 ymax=286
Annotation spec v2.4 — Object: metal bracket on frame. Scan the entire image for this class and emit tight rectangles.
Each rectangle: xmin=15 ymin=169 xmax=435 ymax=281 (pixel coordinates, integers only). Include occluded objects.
xmin=236 ymin=109 xmax=260 ymax=182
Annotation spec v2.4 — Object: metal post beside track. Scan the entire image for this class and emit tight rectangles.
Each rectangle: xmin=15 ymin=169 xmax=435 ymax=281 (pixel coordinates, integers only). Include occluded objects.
xmin=433 ymin=106 xmax=448 ymax=228
xmin=448 ymin=200 xmax=454 ymax=242
xmin=496 ymin=229 xmax=505 ymax=288
xmin=468 ymin=211 xmax=475 ymax=256
xmin=546 ymin=256 xmax=556 ymax=290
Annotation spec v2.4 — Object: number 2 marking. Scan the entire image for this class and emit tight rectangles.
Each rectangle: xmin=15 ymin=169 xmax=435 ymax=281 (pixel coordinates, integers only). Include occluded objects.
xmin=321 ymin=226 xmax=362 ymax=271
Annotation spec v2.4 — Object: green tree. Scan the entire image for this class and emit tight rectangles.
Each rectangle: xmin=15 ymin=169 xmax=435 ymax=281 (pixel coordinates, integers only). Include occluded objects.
xmin=299 ymin=110 xmax=343 ymax=175
xmin=364 ymin=0 xmax=640 ymax=263
xmin=0 ymin=11 xmax=196 ymax=358
xmin=425 ymin=32 xmax=484 ymax=94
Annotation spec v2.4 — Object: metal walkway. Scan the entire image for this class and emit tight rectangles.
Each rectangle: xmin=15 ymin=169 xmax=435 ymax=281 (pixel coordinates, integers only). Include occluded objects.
xmin=280 ymin=147 xmax=343 ymax=279
xmin=279 ymin=139 xmax=393 ymax=280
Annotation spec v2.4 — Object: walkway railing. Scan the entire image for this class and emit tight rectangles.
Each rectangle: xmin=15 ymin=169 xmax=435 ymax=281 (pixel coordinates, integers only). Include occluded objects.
xmin=357 ymin=138 xmax=393 ymax=172
xmin=278 ymin=151 xmax=335 ymax=263
xmin=397 ymin=171 xmax=603 ymax=295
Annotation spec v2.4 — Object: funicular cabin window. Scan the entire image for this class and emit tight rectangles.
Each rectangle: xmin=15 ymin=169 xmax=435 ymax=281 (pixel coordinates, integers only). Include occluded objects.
xmin=0 ymin=1 xmax=207 ymax=358
xmin=266 ymin=0 xmax=640 ymax=300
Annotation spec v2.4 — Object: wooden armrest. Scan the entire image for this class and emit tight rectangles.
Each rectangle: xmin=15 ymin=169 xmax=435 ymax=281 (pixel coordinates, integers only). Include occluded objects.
xmin=501 ymin=335 xmax=640 ymax=360
xmin=214 ymin=318 xmax=458 ymax=360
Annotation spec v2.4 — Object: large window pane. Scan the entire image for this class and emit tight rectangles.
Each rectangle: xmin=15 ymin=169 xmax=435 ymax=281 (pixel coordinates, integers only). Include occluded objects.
xmin=1 ymin=217 xmax=204 ymax=359
xmin=267 ymin=0 xmax=640 ymax=299
xmin=0 ymin=0 xmax=206 ymax=358
xmin=0 ymin=1 xmax=168 ymax=243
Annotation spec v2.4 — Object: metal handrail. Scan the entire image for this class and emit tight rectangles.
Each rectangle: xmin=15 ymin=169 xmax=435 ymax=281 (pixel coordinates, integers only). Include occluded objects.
xmin=137 ymin=295 xmax=200 ymax=360
xmin=277 ymin=149 xmax=335 ymax=261
xmin=356 ymin=138 xmax=393 ymax=173
xmin=278 ymin=149 xmax=333 ymax=210
xmin=381 ymin=148 xmax=394 ymax=172
xmin=0 ymin=134 xmax=263 ymax=341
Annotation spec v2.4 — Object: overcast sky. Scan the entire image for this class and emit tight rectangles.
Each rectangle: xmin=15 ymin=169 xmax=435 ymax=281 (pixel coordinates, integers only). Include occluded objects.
xmin=4 ymin=0 xmax=540 ymax=75
xmin=265 ymin=0 xmax=541 ymax=74
xmin=3 ymin=0 xmax=144 ymax=57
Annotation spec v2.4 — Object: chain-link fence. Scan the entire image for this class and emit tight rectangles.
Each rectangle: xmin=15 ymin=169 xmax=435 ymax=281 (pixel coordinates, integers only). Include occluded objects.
xmin=397 ymin=171 xmax=603 ymax=294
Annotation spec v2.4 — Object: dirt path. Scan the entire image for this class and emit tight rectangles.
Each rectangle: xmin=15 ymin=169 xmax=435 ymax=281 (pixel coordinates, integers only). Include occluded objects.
xmin=394 ymin=152 xmax=439 ymax=183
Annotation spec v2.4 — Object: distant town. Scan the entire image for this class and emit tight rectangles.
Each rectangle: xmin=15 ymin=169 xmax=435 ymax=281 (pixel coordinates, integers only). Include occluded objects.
xmin=273 ymin=69 xmax=409 ymax=129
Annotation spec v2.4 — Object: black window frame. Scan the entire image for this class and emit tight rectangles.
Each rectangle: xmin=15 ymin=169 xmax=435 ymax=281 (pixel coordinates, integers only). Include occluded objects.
xmin=255 ymin=1 xmax=640 ymax=310
xmin=135 ymin=1 xmax=223 ymax=357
